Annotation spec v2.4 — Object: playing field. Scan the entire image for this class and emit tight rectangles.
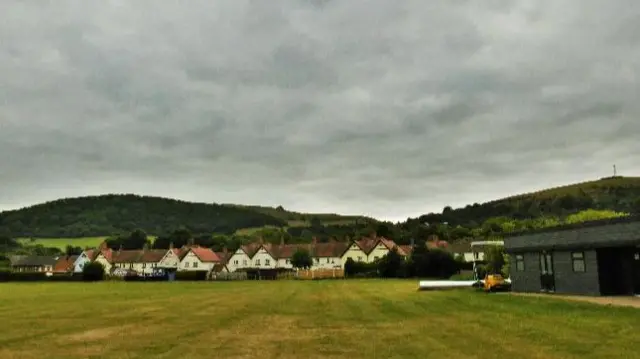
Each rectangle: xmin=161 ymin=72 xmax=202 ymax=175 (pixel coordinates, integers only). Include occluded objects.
xmin=1 ymin=280 xmax=638 ymax=359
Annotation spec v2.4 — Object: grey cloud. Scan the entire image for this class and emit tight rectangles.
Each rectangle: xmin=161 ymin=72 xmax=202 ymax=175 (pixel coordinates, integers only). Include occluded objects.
xmin=1 ymin=0 xmax=639 ymax=221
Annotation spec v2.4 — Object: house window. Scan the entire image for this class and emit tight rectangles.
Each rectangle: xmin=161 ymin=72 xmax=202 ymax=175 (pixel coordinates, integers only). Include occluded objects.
xmin=142 ymin=263 xmax=146 ymax=269
xmin=265 ymin=259 xmax=270 ymax=266
xmin=234 ymin=260 xmax=239 ymax=265
xmin=129 ymin=263 xmax=133 ymax=269
xmin=315 ymin=258 xmax=319 ymax=263
xmin=515 ymin=254 xmax=525 ymax=271
xmin=185 ymin=262 xmax=190 ymax=268
xmin=193 ymin=262 xmax=198 ymax=268
xmin=571 ymin=252 xmax=585 ymax=272
xmin=357 ymin=256 xmax=362 ymax=262
xmin=326 ymin=258 xmax=330 ymax=263
xmin=243 ymin=260 xmax=247 ymax=266
xmin=255 ymin=259 xmax=261 ymax=266
xmin=286 ymin=259 xmax=290 ymax=264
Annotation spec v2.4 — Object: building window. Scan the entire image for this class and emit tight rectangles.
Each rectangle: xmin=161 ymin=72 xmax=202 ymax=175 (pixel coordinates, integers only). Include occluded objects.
xmin=193 ymin=262 xmax=198 ymax=268
xmin=255 ymin=259 xmax=261 ymax=266
xmin=571 ymin=252 xmax=585 ymax=272
xmin=286 ymin=259 xmax=290 ymax=264
xmin=326 ymin=258 xmax=330 ymax=263
xmin=185 ymin=262 xmax=190 ymax=268
xmin=265 ymin=259 xmax=270 ymax=266
xmin=142 ymin=263 xmax=146 ymax=269
xmin=357 ymin=256 xmax=362 ymax=262
xmin=243 ymin=260 xmax=247 ymax=266
xmin=234 ymin=260 xmax=239 ymax=265
xmin=515 ymin=254 xmax=525 ymax=271
xmin=315 ymin=258 xmax=319 ymax=263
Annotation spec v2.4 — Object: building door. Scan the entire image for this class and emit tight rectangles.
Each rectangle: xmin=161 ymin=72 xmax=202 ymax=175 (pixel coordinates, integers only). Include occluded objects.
xmin=634 ymin=248 xmax=640 ymax=295
xmin=539 ymin=251 xmax=555 ymax=292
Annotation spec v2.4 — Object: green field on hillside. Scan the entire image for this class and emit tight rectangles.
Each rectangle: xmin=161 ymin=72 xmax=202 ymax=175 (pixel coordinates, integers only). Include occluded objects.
xmin=16 ymin=237 xmax=108 ymax=250
xmin=16 ymin=236 xmax=158 ymax=250
xmin=0 ymin=281 xmax=638 ymax=359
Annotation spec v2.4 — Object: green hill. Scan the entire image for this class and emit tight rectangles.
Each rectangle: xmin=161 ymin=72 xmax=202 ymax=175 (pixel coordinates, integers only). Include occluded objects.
xmin=415 ymin=176 xmax=640 ymax=227
xmin=0 ymin=194 xmax=367 ymax=239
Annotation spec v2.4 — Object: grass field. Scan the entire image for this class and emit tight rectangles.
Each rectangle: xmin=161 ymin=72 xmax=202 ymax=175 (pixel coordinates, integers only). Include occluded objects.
xmin=1 ymin=280 xmax=638 ymax=359
xmin=16 ymin=237 xmax=108 ymax=250
xmin=16 ymin=236 xmax=158 ymax=250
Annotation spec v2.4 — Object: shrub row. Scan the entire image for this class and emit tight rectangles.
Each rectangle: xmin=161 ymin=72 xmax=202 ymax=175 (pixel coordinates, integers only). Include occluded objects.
xmin=0 ymin=271 xmax=86 ymax=282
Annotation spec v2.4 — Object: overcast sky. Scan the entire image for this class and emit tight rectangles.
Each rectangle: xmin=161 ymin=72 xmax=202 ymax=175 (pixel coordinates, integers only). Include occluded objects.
xmin=1 ymin=1 xmax=639 ymax=222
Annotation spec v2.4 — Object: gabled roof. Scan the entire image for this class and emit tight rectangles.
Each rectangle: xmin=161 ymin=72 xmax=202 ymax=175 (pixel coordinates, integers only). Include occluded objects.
xmin=399 ymin=245 xmax=413 ymax=256
xmin=352 ymin=237 xmax=404 ymax=255
xmin=53 ymin=255 xmax=77 ymax=272
xmin=139 ymin=250 xmax=169 ymax=263
xmin=311 ymin=242 xmax=349 ymax=257
xmin=215 ymin=251 xmax=233 ymax=264
xmin=188 ymin=247 xmax=220 ymax=263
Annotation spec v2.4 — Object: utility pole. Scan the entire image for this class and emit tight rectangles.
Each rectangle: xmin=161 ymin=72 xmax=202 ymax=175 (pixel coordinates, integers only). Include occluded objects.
xmin=613 ymin=164 xmax=617 ymax=177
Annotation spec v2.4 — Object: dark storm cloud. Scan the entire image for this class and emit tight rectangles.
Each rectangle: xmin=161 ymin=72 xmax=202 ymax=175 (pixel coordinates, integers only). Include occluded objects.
xmin=1 ymin=0 xmax=639 ymax=220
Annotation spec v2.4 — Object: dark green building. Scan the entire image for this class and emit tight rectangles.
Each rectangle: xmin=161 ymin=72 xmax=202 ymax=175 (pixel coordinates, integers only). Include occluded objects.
xmin=504 ymin=216 xmax=640 ymax=296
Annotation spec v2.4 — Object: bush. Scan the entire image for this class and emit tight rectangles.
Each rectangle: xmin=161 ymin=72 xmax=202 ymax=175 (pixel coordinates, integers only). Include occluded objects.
xmin=175 ymin=271 xmax=208 ymax=281
xmin=82 ymin=262 xmax=105 ymax=281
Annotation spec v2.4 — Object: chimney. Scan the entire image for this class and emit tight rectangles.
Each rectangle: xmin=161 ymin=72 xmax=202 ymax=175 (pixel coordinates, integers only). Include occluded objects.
xmin=169 ymin=242 xmax=174 ymax=250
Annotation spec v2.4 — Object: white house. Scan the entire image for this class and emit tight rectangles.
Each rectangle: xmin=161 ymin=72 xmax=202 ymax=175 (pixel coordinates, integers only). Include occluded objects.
xmin=73 ymin=249 xmax=95 ymax=273
xmin=158 ymin=248 xmax=183 ymax=270
xmin=250 ymin=245 xmax=277 ymax=269
xmin=178 ymin=247 xmax=220 ymax=271
xmin=226 ymin=247 xmax=252 ymax=272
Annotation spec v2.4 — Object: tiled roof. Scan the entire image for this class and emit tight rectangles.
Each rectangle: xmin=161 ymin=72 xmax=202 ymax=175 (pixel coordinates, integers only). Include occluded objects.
xmin=399 ymin=245 xmax=413 ymax=256
xmin=139 ymin=250 xmax=168 ymax=263
xmin=273 ymin=244 xmax=299 ymax=259
xmin=231 ymin=237 xmax=404 ymax=259
xmin=312 ymin=242 xmax=349 ymax=257
xmin=53 ymin=255 xmax=77 ymax=272
xmin=215 ymin=251 xmax=233 ymax=264
xmin=112 ymin=250 xmax=142 ymax=263
xmin=189 ymin=247 xmax=220 ymax=263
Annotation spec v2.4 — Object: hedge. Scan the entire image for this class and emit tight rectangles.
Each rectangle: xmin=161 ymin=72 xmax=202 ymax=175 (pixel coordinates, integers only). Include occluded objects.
xmin=175 ymin=271 xmax=208 ymax=281
xmin=0 ymin=271 xmax=85 ymax=282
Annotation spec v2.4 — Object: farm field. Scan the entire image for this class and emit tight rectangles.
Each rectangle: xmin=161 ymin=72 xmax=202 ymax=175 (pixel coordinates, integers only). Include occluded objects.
xmin=16 ymin=237 xmax=108 ymax=250
xmin=16 ymin=236 xmax=157 ymax=250
xmin=1 ymin=281 xmax=639 ymax=359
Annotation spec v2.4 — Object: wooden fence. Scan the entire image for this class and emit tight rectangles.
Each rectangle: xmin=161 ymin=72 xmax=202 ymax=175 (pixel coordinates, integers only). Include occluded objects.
xmin=294 ymin=268 xmax=345 ymax=280
xmin=210 ymin=272 xmax=248 ymax=281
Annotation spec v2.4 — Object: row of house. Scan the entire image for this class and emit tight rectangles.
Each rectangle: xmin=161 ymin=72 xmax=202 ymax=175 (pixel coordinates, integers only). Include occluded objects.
xmin=11 ymin=236 xmax=467 ymax=276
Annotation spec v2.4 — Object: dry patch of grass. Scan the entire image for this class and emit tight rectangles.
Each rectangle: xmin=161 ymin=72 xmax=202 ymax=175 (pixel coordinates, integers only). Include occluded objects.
xmin=0 ymin=281 xmax=639 ymax=359
xmin=509 ymin=292 xmax=640 ymax=308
